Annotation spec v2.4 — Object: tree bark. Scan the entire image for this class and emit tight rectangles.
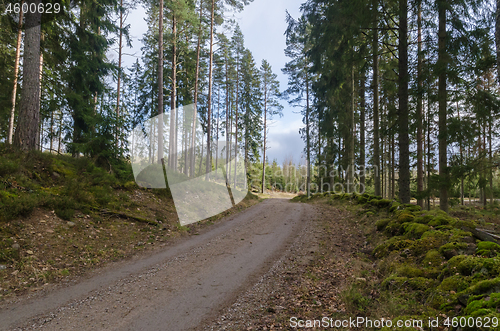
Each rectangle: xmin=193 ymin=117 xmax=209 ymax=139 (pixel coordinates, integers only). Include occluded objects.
xmin=416 ymin=0 xmax=424 ymax=207
xmin=261 ymin=82 xmax=268 ymax=193
xmin=496 ymin=0 xmax=500 ymax=82
xmin=157 ymin=0 xmax=164 ymax=165
xmin=191 ymin=0 xmax=203 ymax=177
xmin=8 ymin=5 xmax=24 ymax=145
xmin=438 ymin=0 xmax=448 ymax=212
xmin=306 ymin=70 xmax=311 ymax=197
xmin=116 ymin=0 xmax=123 ymax=144
xmin=206 ymin=0 xmax=215 ymax=180
xmin=360 ymin=74 xmax=366 ymax=189
xmin=398 ymin=0 xmax=410 ymax=203
xmin=372 ymin=0 xmax=381 ymax=197
xmin=346 ymin=66 xmax=355 ymax=194
xmin=14 ymin=0 xmax=41 ymax=151
xmin=169 ymin=15 xmax=178 ymax=170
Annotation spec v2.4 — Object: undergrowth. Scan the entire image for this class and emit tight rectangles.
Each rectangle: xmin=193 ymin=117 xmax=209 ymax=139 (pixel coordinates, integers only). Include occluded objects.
xmin=293 ymin=192 xmax=500 ymax=331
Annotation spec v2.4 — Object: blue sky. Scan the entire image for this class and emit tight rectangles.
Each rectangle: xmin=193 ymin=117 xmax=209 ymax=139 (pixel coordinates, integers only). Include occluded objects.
xmin=121 ymin=0 xmax=306 ymax=166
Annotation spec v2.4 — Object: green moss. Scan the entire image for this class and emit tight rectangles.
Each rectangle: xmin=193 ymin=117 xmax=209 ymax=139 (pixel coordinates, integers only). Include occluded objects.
xmin=437 ymin=275 xmax=472 ymax=292
xmin=409 ymin=234 xmax=448 ymax=257
xmin=396 ymin=265 xmax=425 ymax=278
xmin=477 ymin=242 xmax=500 ymax=257
xmin=376 ymin=218 xmax=391 ymax=231
xmin=403 ymin=205 xmax=422 ymax=213
xmin=373 ymin=238 xmax=414 ymax=258
xmin=382 ymin=276 xmax=435 ymax=291
xmin=457 ymin=257 xmax=500 ymax=277
xmin=403 ymin=223 xmax=430 ymax=239
xmin=389 ymin=201 xmax=402 ymax=212
xmin=467 ymin=277 xmax=500 ymax=296
xmin=439 ymin=242 xmax=468 ymax=259
xmin=385 ymin=220 xmax=404 ymax=236
xmin=398 ymin=213 xmax=415 ymax=223
xmin=376 ymin=199 xmax=392 ymax=208
xmin=423 ymin=250 xmax=444 ymax=267
xmin=464 ymin=293 xmax=500 ymax=315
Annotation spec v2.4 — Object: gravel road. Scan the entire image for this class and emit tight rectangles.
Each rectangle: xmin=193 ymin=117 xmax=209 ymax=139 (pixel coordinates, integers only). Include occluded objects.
xmin=1 ymin=199 xmax=318 ymax=331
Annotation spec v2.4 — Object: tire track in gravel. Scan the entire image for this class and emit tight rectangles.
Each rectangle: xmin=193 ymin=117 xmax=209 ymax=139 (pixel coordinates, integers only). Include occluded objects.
xmin=1 ymin=199 xmax=318 ymax=331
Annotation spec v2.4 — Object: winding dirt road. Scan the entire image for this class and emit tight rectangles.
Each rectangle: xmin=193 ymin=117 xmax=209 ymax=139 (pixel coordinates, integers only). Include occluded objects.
xmin=1 ymin=199 xmax=318 ymax=331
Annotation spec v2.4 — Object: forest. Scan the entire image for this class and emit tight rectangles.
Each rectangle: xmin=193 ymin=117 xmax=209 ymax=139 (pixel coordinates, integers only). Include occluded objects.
xmin=1 ymin=0 xmax=500 ymax=211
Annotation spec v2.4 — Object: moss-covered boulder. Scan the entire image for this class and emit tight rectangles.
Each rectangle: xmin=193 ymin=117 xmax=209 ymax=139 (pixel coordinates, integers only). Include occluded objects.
xmin=382 ymin=275 xmax=436 ymax=291
xmin=398 ymin=213 xmax=416 ymax=223
xmin=403 ymin=223 xmax=430 ymax=239
xmin=476 ymin=241 xmax=500 ymax=257
xmin=439 ymin=242 xmax=469 ymax=259
xmin=375 ymin=218 xmax=391 ymax=231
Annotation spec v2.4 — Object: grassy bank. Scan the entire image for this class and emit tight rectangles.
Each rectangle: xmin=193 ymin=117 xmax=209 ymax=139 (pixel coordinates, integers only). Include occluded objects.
xmin=0 ymin=146 xmax=260 ymax=300
xmin=292 ymin=192 xmax=500 ymax=330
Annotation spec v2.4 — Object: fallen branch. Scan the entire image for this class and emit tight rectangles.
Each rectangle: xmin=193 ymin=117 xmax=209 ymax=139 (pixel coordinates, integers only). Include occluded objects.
xmin=468 ymin=228 xmax=500 ymax=244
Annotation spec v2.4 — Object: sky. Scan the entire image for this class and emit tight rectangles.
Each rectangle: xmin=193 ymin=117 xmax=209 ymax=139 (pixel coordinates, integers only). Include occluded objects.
xmin=122 ymin=0 xmax=306 ymax=166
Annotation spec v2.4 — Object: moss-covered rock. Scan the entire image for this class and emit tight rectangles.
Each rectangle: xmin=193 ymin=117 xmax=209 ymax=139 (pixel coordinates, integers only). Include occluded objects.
xmin=396 ymin=264 xmax=425 ymax=278
xmin=464 ymin=293 xmax=500 ymax=315
xmin=408 ymin=234 xmax=449 ymax=256
xmin=437 ymin=274 xmax=473 ymax=292
xmin=382 ymin=275 xmax=436 ymax=291
xmin=389 ymin=201 xmax=402 ymax=213
xmin=476 ymin=241 xmax=500 ymax=257
xmin=385 ymin=220 xmax=405 ymax=236
xmin=403 ymin=223 xmax=430 ymax=239
xmin=398 ymin=213 xmax=415 ymax=224
xmin=457 ymin=257 xmax=500 ymax=277
xmin=373 ymin=237 xmax=414 ymax=258
xmin=423 ymin=249 xmax=445 ymax=267
xmin=439 ymin=242 xmax=469 ymax=259
xmin=375 ymin=218 xmax=391 ymax=231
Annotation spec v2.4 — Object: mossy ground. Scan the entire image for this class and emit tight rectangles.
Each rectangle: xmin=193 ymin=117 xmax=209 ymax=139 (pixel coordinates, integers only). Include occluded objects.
xmin=0 ymin=146 xmax=261 ymax=301
xmin=290 ymin=192 xmax=500 ymax=330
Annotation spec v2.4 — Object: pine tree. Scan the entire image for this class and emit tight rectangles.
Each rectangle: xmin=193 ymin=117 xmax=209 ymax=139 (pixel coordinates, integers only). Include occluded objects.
xmin=14 ymin=0 xmax=42 ymax=151
xmin=260 ymin=60 xmax=283 ymax=193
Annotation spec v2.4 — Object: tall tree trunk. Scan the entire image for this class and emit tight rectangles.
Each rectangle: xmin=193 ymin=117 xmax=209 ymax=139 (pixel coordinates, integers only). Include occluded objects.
xmin=457 ymin=100 xmax=464 ymax=205
xmin=190 ymin=0 xmax=204 ymax=177
xmin=225 ymin=55 xmax=230 ymax=184
xmin=50 ymin=107 xmax=54 ymax=153
xmin=261 ymin=84 xmax=268 ymax=193
xmin=169 ymin=15 xmax=178 ymax=170
xmin=58 ymin=111 xmax=63 ymax=153
xmin=489 ymin=113 xmax=493 ymax=205
xmin=38 ymin=37 xmax=44 ymax=151
xmin=438 ymin=0 xmax=448 ymax=212
xmin=157 ymin=0 xmax=164 ymax=165
xmin=391 ymin=133 xmax=395 ymax=199
xmin=346 ymin=66 xmax=355 ymax=194
xmin=306 ymin=70 xmax=311 ymax=197
xmin=496 ymin=0 xmax=500 ymax=81
xmin=360 ymin=74 xmax=366 ymax=190
xmin=398 ymin=0 xmax=410 ymax=203
xmin=372 ymin=0 xmax=381 ymax=196
xmin=234 ymin=59 xmax=240 ymax=189
xmin=206 ymin=0 xmax=215 ymax=180
xmin=8 ymin=6 xmax=23 ymax=145
xmin=14 ymin=0 xmax=41 ymax=151
xmin=116 ymin=0 xmax=123 ymax=144
xmin=427 ymin=90 xmax=432 ymax=210
xmin=215 ymin=84 xmax=220 ymax=180
xmin=416 ymin=0 xmax=424 ymax=207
